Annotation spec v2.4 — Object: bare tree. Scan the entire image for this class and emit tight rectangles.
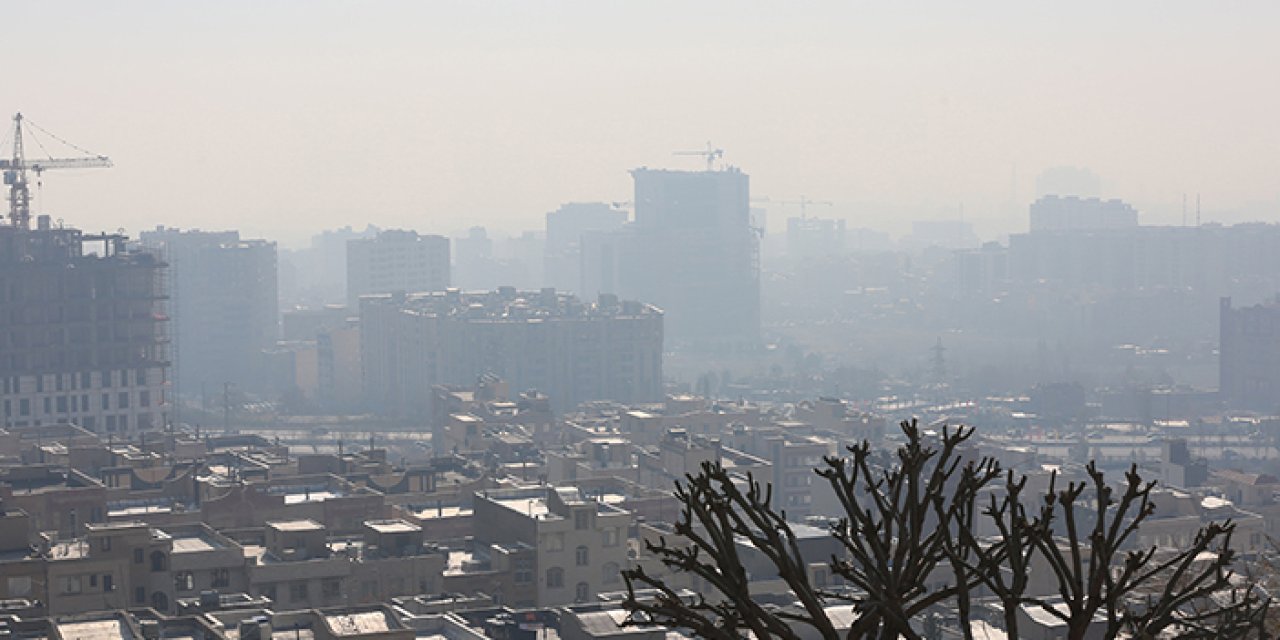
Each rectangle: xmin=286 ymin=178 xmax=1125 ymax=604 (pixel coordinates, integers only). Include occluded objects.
xmin=622 ymin=419 xmax=1271 ymax=639
xmin=818 ymin=421 xmax=999 ymax=639
xmin=620 ymin=463 xmax=837 ymax=640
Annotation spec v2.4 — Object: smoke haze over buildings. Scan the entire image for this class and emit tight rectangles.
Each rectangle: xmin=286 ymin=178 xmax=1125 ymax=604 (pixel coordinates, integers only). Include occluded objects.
xmin=5 ymin=1 xmax=1279 ymax=245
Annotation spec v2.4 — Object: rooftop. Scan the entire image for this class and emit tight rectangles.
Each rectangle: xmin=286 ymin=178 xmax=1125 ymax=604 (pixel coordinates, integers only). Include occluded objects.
xmin=365 ymin=519 xmax=420 ymax=534
xmin=167 ymin=531 xmax=225 ymax=554
xmin=324 ymin=608 xmax=401 ymax=636
xmin=52 ymin=614 xmax=137 ymax=640
xmin=411 ymin=505 xmax=471 ymax=520
xmin=267 ymin=519 xmax=325 ymax=533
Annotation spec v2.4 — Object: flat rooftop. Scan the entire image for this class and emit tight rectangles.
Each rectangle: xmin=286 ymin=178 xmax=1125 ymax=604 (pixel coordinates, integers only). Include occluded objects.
xmin=325 ymin=610 xmax=398 ymax=636
xmin=168 ymin=532 xmax=225 ymax=554
xmin=491 ymin=496 xmax=554 ymax=519
xmin=412 ymin=505 xmax=471 ymax=520
xmin=53 ymin=618 xmax=135 ymax=640
xmin=365 ymin=519 xmax=420 ymax=534
xmin=267 ymin=519 xmax=325 ymax=533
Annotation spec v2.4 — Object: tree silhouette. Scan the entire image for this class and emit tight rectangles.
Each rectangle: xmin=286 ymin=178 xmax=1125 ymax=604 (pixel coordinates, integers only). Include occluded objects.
xmin=622 ymin=419 xmax=1270 ymax=639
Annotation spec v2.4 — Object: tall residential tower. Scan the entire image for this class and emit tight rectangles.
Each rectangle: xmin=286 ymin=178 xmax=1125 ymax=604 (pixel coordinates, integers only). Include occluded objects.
xmin=139 ymin=227 xmax=278 ymax=397
xmin=624 ymin=167 xmax=758 ymax=343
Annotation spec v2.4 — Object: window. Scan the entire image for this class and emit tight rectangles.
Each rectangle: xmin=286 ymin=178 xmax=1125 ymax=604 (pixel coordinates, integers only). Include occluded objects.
xmin=290 ymin=581 xmax=309 ymax=602
xmin=175 ymin=571 xmax=194 ymax=592
xmin=89 ymin=574 xmax=98 ymax=588
xmin=140 ymin=390 xmax=150 ymax=407
xmin=101 ymin=536 xmax=112 ymax=552
xmin=603 ymin=562 xmax=621 ymax=585
xmin=575 ymin=581 xmax=590 ymax=603
xmin=7 ymin=577 xmax=31 ymax=597
xmin=18 ymin=399 xmax=28 ymax=416
xmin=118 ymin=392 xmax=129 ymax=409
xmin=61 ymin=576 xmax=82 ymax=595
xmin=262 ymin=584 xmax=277 ymax=602
xmin=322 ymin=578 xmax=341 ymax=599
xmin=575 ymin=511 xmax=590 ymax=530
xmin=103 ymin=574 xmax=114 ymax=592
xmin=212 ymin=568 xmax=230 ymax=588
xmin=545 ymin=533 xmax=564 ymax=552
xmin=546 ymin=567 xmax=564 ymax=588
xmin=514 ymin=558 xmax=533 ymax=585
xmin=575 ymin=545 xmax=589 ymax=566
xmin=150 ymin=550 xmax=167 ymax=572
xmin=133 ymin=548 xmax=144 ymax=564
xmin=603 ymin=528 xmax=620 ymax=547
xmin=135 ymin=586 xmax=146 ymax=604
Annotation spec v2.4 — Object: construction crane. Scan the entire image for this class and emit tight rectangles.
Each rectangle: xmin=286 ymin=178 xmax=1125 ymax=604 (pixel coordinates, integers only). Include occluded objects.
xmin=673 ymin=141 xmax=724 ymax=171
xmin=774 ymin=196 xmax=833 ymax=219
xmin=0 ymin=113 xmax=112 ymax=229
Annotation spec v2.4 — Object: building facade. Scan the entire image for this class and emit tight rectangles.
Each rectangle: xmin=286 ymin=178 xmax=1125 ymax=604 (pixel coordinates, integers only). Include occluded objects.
xmin=543 ymin=202 xmax=627 ymax=294
xmin=1028 ymin=195 xmax=1139 ymax=233
xmin=138 ymin=227 xmax=277 ymax=398
xmin=0 ymin=221 xmax=170 ymax=435
xmin=346 ymin=229 xmax=450 ymax=307
xmin=361 ymin=288 xmax=662 ymax=417
xmin=1220 ymin=297 xmax=1280 ymax=412
xmin=473 ymin=486 xmax=630 ymax=606
xmin=622 ymin=167 xmax=758 ymax=343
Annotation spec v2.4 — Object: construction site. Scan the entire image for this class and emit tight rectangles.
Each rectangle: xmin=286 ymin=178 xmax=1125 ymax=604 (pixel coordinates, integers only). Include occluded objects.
xmin=0 ymin=113 xmax=170 ymax=436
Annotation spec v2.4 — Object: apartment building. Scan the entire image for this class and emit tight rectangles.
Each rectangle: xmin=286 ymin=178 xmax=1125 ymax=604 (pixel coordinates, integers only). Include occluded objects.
xmin=622 ymin=167 xmax=758 ymax=343
xmin=0 ymin=222 xmax=169 ymax=435
xmin=245 ymin=518 xmax=446 ymax=609
xmin=138 ymin=226 xmax=277 ymax=396
xmin=473 ymin=485 xmax=630 ymax=606
xmin=362 ymin=288 xmax=662 ymax=417
xmin=346 ymin=229 xmax=449 ymax=306
xmin=0 ymin=465 xmax=107 ymax=536
xmin=543 ymin=202 xmax=627 ymax=294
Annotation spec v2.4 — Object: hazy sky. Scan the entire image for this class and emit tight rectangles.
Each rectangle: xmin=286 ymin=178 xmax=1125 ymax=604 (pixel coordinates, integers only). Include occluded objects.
xmin=6 ymin=2 xmax=1278 ymax=247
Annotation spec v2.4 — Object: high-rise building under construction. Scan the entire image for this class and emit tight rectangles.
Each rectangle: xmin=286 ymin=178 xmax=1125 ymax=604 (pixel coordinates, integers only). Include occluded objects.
xmin=0 ymin=217 xmax=170 ymax=435
xmin=624 ymin=167 xmax=759 ymax=343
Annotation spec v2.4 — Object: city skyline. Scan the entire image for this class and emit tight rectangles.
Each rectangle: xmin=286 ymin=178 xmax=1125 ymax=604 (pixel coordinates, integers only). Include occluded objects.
xmin=4 ymin=1 xmax=1278 ymax=247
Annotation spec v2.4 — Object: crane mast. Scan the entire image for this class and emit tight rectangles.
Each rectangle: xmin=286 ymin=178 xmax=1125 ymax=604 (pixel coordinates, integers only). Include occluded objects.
xmin=4 ymin=113 xmax=30 ymax=229
xmin=775 ymin=196 xmax=833 ymax=219
xmin=673 ymin=141 xmax=725 ymax=172
xmin=1 ymin=112 xmax=112 ymax=229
